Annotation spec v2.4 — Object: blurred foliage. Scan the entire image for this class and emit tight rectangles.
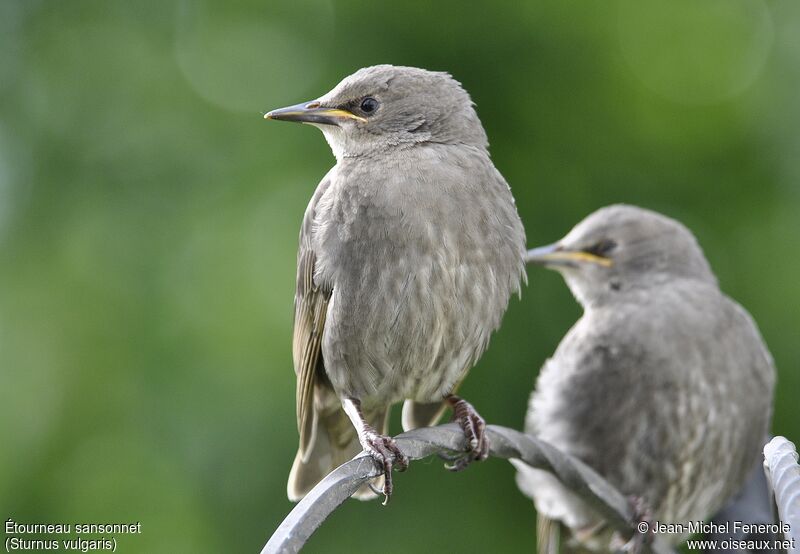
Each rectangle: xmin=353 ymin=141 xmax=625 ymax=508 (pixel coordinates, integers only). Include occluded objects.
xmin=0 ymin=0 xmax=798 ymax=552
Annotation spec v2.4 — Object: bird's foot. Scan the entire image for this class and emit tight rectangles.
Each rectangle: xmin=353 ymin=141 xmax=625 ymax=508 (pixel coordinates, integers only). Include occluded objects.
xmin=444 ymin=394 xmax=489 ymax=472
xmin=360 ymin=429 xmax=408 ymax=505
xmin=342 ymin=397 xmax=409 ymax=505
xmin=616 ymin=495 xmax=654 ymax=554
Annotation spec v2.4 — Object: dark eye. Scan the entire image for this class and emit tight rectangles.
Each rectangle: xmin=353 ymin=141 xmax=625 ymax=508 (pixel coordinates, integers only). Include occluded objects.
xmin=359 ymin=97 xmax=379 ymax=114
xmin=586 ymin=238 xmax=617 ymax=257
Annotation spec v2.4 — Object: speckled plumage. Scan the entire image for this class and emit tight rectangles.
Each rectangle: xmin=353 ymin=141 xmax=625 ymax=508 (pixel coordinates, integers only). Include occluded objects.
xmin=315 ymin=145 xmax=522 ymax=404
xmin=272 ymin=65 xmax=526 ymax=500
xmin=514 ymin=205 xmax=775 ymax=551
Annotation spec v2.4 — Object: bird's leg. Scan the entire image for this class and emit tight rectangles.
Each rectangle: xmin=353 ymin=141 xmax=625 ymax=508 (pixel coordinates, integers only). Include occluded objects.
xmin=341 ymin=397 xmax=408 ymax=505
xmin=444 ymin=394 xmax=490 ymax=472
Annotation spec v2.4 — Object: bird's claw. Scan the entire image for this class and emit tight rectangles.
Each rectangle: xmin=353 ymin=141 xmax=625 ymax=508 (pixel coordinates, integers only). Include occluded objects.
xmin=362 ymin=431 xmax=408 ymax=505
xmin=445 ymin=395 xmax=489 ymax=472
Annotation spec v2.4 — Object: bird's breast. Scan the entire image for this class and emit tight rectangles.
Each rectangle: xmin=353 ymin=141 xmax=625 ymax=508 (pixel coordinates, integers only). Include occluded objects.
xmin=312 ymin=170 xmax=522 ymax=404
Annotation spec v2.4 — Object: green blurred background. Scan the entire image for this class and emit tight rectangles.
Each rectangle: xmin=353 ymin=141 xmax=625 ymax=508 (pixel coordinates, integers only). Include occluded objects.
xmin=1 ymin=0 xmax=798 ymax=552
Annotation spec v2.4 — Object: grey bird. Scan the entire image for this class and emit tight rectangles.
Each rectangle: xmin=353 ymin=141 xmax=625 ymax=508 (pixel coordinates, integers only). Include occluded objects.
xmin=265 ymin=65 xmax=526 ymax=502
xmin=514 ymin=205 xmax=775 ymax=552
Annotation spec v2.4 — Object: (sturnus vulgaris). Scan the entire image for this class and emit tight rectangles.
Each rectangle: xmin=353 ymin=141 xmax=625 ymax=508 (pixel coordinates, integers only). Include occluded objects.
xmin=265 ymin=65 xmax=526 ymax=502
xmin=515 ymin=205 xmax=775 ymax=551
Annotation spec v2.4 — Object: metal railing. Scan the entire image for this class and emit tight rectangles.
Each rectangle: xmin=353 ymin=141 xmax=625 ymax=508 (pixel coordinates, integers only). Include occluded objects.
xmin=261 ymin=423 xmax=677 ymax=554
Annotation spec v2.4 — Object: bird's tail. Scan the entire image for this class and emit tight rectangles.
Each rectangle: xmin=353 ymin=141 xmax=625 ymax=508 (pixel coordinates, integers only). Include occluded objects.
xmin=537 ymin=514 xmax=562 ymax=554
xmin=538 ymin=514 xmax=612 ymax=554
xmin=401 ymin=399 xmax=447 ymax=431
xmin=287 ymin=403 xmax=388 ymax=501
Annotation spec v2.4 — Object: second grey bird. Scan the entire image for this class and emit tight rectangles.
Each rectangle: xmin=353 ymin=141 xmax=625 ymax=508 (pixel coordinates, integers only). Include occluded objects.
xmin=515 ymin=205 xmax=775 ymax=552
xmin=265 ymin=65 xmax=526 ymax=502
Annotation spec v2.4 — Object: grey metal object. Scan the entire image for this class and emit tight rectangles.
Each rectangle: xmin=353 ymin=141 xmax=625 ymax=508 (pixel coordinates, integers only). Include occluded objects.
xmin=763 ymin=436 xmax=800 ymax=551
xmin=261 ymin=423 xmax=675 ymax=554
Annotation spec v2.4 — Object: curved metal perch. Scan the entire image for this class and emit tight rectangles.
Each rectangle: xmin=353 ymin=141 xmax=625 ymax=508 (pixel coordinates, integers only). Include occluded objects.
xmin=261 ymin=423 xmax=676 ymax=554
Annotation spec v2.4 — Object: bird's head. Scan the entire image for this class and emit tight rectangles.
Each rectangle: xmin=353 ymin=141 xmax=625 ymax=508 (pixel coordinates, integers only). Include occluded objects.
xmin=265 ymin=65 xmax=488 ymax=159
xmin=527 ymin=204 xmax=717 ymax=307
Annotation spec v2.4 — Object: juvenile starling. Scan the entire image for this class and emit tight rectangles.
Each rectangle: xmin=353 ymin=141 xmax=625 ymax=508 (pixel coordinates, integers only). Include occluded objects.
xmin=514 ymin=205 xmax=775 ymax=551
xmin=265 ymin=65 xmax=526 ymax=502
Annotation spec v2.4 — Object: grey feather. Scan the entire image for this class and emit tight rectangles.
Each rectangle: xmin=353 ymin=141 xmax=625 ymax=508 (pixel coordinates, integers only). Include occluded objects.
xmin=293 ymin=175 xmax=333 ymax=461
xmin=276 ymin=65 xmax=526 ymax=499
xmin=517 ymin=205 xmax=776 ymax=550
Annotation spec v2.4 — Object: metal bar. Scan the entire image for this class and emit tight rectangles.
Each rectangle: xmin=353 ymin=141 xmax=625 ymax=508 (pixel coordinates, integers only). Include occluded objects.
xmin=261 ymin=423 xmax=675 ymax=554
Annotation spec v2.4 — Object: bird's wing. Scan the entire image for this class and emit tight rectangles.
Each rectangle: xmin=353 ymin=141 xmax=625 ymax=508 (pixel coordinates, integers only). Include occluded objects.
xmin=293 ymin=177 xmax=333 ymax=461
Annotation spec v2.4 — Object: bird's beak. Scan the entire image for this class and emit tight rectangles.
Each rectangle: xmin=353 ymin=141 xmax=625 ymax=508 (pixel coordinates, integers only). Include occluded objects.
xmin=525 ymin=243 xmax=613 ymax=268
xmin=264 ymin=101 xmax=366 ymax=126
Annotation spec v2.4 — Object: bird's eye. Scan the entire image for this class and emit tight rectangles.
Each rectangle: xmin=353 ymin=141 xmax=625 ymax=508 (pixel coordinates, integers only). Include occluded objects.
xmin=586 ymin=239 xmax=617 ymax=257
xmin=359 ymin=97 xmax=379 ymax=114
